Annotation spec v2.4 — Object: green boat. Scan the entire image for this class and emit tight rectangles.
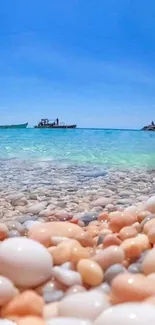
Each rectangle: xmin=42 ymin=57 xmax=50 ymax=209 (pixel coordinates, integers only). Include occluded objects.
xmin=0 ymin=123 xmax=28 ymax=129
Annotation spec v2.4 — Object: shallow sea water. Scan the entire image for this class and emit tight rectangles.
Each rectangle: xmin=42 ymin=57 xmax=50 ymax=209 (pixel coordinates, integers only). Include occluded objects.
xmin=0 ymin=128 xmax=155 ymax=169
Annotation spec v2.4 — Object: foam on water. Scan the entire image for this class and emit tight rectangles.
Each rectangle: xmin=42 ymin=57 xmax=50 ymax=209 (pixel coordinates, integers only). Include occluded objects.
xmin=0 ymin=128 xmax=155 ymax=169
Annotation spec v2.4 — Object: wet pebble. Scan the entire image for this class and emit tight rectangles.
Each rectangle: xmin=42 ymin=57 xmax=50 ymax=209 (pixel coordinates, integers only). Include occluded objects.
xmin=0 ymin=237 xmax=53 ymax=288
xmin=18 ymin=215 xmax=38 ymax=224
xmin=46 ymin=318 xmax=92 ymax=325
xmin=52 ymin=267 xmax=82 ymax=287
xmin=94 ymin=303 xmax=155 ymax=325
xmin=58 ymin=290 xmax=109 ymax=320
xmin=104 ymin=264 xmax=126 ymax=284
xmin=128 ymin=263 xmax=142 ymax=273
xmin=77 ymin=259 xmax=104 ymax=286
xmin=43 ymin=290 xmax=64 ymax=304
xmin=8 ymin=230 xmax=21 ymax=237
xmin=93 ymin=245 xmax=125 ymax=270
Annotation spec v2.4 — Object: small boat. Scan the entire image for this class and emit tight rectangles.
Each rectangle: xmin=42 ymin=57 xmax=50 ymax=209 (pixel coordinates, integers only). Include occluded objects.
xmin=0 ymin=123 xmax=28 ymax=129
xmin=141 ymin=121 xmax=155 ymax=131
xmin=34 ymin=118 xmax=77 ymax=129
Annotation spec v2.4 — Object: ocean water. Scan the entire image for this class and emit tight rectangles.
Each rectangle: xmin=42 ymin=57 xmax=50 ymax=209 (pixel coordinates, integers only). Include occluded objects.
xmin=0 ymin=128 xmax=155 ymax=169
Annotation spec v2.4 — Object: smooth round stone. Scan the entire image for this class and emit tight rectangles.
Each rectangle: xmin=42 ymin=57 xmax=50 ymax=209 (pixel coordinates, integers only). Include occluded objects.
xmin=27 ymin=202 xmax=48 ymax=214
xmin=80 ymin=213 xmax=98 ymax=226
xmin=94 ymin=303 xmax=155 ymax=325
xmin=52 ymin=267 xmax=82 ymax=287
xmin=145 ymin=196 xmax=155 ymax=213
xmin=119 ymin=226 xmax=138 ymax=241
xmin=109 ymin=213 xmax=137 ymax=232
xmin=23 ymin=220 xmax=42 ymax=231
xmin=66 ymin=285 xmax=86 ymax=295
xmin=0 ymin=224 xmax=9 ymax=240
xmin=61 ymin=262 xmax=73 ymax=270
xmin=0 ymin=320 xmax=16 ymax=325
xmin=58 ymin=290 xmax=109 ymax=320
xmin=44 ymin=290 xmax=64 ymax=303
xmin=7 ymin=221 xmax=24 ymax=235
xmin=46 ymin=318 xmax=92 ymax=325
xmin=93 ymin=246 xmax=125 ymax=270
xmin=18 ymin=216 xmax=38 ymax=224
xmin=94 ymin=282 xmax=111 ymax=295
xmin=103 ymin=234 xmax=121 ymax=248
xmin=8 ymin=230 xmax=20 ymax=238
xmin=92 ymin=198 xmax=113 ymax=208
xmin=142 ymin=248 xmax=155 ymax=274
xmin=0 ymin=276 xmax=16 ymax=306
xmin=137 ymin=211 xmax=151 ymax=223
xmin=28 ymin=222 xmax=84 ymax=247
xmin=50 ymin=237 xmax=69 ymax=246
xmin=141 ymin=215 xmax=155 ymax=230
xmin=35 ymin=279 xmax=65 ymax=296
xmin=1 ymin=290 xmax=44 ymax=318
xmin=111 ymin=273 xmax=155 ymax=303
xmin=16 ymin=316 xmax=45 ymax=325
xmin=120 ymin=234 xmax=150 ymax=259
xmin=51 ymin=240 xmax=74 ymax=265
xmin=70 ymin=244 xmax=91 ymax=264
xmin=128 ymin=263 xmax=142 ymax=274
xmin=0 ymin=237 xmax=53 ymax=288
xmin=77 ymin=259 xmax=104 ymax=286
xmin=104 ymin=264 xmax=126 ymax=284
xmin=137 ymin=250 xmax=149 ymax=263
xmin=53 ymin=211 xmax=73 ymax=221
xmin=147 ymin=228 xmax=155 ymax=244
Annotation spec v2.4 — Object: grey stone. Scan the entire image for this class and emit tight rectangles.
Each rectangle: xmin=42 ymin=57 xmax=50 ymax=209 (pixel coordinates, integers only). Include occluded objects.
xmin=97 ymin=234 xmax=105 ymax=246
xmin=83 ymin=171 xmax=107 ymax=178
xmin=80 ymin=212 xmax=98 ymax=225
xmin=17 ymin=215 xmax=38 ymax=224
xmin=8 ymin=230 xmax=21 ymax=237
xmin=11 ymin=198 xmax=28 ymax=207
xmin=104 ymin=264 xmax=126 ymax=283
xmin=27 ymin=202 xmax=48 ymax=214
xmin=43 ymin=290 xmax=64 ymax=303
xmin=140 ymin=215 xmax=155 ymax=229
xmin=128 ymin=263 xmax=142 ymax=273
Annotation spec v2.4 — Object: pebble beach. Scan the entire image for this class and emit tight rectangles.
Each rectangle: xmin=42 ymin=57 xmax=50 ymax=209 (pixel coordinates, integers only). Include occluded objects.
xmin=1 ymin=129 xmax=155 ymax=324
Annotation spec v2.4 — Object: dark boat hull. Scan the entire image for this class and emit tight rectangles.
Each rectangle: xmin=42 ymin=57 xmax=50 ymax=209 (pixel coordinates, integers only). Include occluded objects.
xmin=34 ymin=124 xmax=77 ymax=129
xmin=0 ymin=123 xmax=28 ymax=129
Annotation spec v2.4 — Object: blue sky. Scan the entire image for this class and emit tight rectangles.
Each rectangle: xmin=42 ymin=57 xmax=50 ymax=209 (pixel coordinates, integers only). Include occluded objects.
xmin=0 ymin=0 xmax=155 ymax=128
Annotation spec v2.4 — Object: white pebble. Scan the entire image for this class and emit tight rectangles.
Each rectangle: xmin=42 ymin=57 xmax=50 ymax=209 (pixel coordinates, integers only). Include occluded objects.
xmin=52 ymin=267 xmax=82 ymax=286
xmin=145 ymin=196 xmax=155 ymax=213
xmin=23 ymin=220 xmax=42 ymax=230
xmin=58 ymin=291 xmax=108 ymax=320
xmin=46 ymin=318 xmax=92 ymax=325
xmin=94 ymin=303 xmax=155 ymax=325
xmin=0 ymin=276 xmax=16 ymax=306
xmin=0 ymin=320 xmax=16 ymax=325
xmin=27 ymin=202 xmax=48 ymax=214
xmin=0 ymin=237 xmax=53 ymax=288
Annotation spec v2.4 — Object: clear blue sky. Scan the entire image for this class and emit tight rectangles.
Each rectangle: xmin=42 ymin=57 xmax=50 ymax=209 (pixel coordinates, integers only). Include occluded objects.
xmin=0 ymin=0 xmax=155 ymax=128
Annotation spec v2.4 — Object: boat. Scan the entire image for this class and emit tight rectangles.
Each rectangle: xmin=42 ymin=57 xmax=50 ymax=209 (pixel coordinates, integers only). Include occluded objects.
xmin=34 ymin=118 xmax=77 ymax=129
xmin=141 ymin=121 xmax=155 ymax=131
xmin=0 ymin=123 xmax=28 ymax=129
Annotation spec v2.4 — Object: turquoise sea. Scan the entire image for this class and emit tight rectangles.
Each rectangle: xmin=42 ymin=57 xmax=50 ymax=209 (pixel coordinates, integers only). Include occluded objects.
xmin=0 ymin=128 xmax=155 ymax=169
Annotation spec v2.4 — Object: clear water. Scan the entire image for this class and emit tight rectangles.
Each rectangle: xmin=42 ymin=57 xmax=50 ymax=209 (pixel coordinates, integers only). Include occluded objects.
xmin=0 ymin=128 xmax=155 ymax=169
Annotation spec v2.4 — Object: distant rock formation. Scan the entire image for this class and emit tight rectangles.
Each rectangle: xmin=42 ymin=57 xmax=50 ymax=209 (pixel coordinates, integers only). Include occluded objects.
xmin=141 ymin=121 xmax=155 ymax=131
